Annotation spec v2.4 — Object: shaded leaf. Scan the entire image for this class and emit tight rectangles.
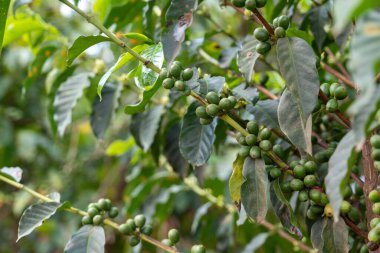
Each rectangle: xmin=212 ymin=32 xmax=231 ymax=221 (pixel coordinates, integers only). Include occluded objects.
xmin=64 ymin=225 xmax=105 ymax=253
xmin=237 ymin=36 xmax=260 ymax=82
xmin=241 ymin=158 xmax=268 ymax=221
xmin=191 ymin=202 xmax=212 ymax=233
xmin=247 ymin=100 xmax=280 ymax=130
xmin=241 ymin=233 xmax=269 ymax=253
xmin=229 ymin=155 xmax=245 ymax=207
xmin=322 ymin=218 xmax=349 ymax=253
xmin=325 ymin=131 xmax=357 ymax=221
xmin=219 ymin=47 xmax=239 ymax=69
xmin=67 ymin=36 xmax=111 ymax=66
xmin=311 ymin=219 xmax=325 ymax=251
xmin=53 ymin=72 xmax=93 ymax=136
xmin=135 ymin=43 xmax=164 ymax=88
xmin=232 ymin=84 xmax=259 ymax=105
xmin=124 ymin=80 xmax=161 ymax=114
xmin=131 ymin=105 xmax=164 ymax=152
xmin=0 ymin=166 xmax=23 ymax=182
xmin=0 ymin=0 xmax=10 ymax=56
xmin=165 ymin=124 xmax=188 ymax=177
xmin=309 ymin=5 xmax=329 ymax=51
xmin=17 ymin=202 xmax=62 ymax=241
xmin=179 ymin=102 xmax=216 ymax=166
xmin=198 ymin=76 xmax=225 ymax=96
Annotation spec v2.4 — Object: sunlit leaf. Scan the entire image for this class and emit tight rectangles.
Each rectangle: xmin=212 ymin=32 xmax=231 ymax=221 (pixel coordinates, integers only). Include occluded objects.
xmin=0 ymin=0 xmax=10 ymax=56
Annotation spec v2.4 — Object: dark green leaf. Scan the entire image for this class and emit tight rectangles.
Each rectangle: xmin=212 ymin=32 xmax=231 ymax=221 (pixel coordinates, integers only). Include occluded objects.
xmin=241 ymin=233 xmax=269 ymax=253
xmin=0 ymin=0 xmax=10 ymax=56
xmin=237 ymin=36 xmax=259 ymax=82
xmin=17 ymin=202 xmax=62 ymax=241
xmin=179 ymin=102 xmax=216 ymax=166
xmin=322 ymin=218 xmax=349 ymax=253
xmin=131 ymin=105 xmax=164 ymax=152
xmin=124 ymin=79 xmax=161 ymax=114
xmin=241 ymin=158 xmax=269 ymax=221
xmin=325 ymin=131 xmax=357 ymax=221
xmin=67 ymin=36 xmax=111 ymax=66
xmin=247 ymin=100 xmax=280 ymax=130
xmin=309 ymin=6 xmax=329 ymax=51
xmin=64 ymin=225 xmax=105 ymax=253
xmin=165 ymin=124 xmax=188 ymax=177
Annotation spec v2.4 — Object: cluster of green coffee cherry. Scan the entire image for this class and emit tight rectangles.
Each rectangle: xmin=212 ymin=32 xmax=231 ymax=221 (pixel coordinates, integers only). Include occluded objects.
xmin=320 ymin=82 xmax=348 ymax=112
xmin=160 ymin=61 xmax=194 ymax=96
xmin=368 ymin=189 xmax=380 ymax=243
xmin=195 ymin=91 xmax=238 ymax=125
xmin=371 ymin=134 xmax=380 ymax=171
xmin=232 ymin=0 xmax=267 ymax=9
xmin=81 ymin=198 xmax=119 ymax=226
xmin=118 ymin=214 xmax=153 ymax=246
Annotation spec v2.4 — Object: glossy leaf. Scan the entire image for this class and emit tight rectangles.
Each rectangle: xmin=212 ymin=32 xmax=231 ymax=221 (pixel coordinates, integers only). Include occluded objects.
xmin=229 ymin=155 xmax=245 ymax=206
xmin=64 ymin=225 xmax=105 ymax=253
xmin=241 ymin=233 xmax=269 ymax=253
xmin=53 ymin=72 xmax=93 ymax=136
xmin=247 ymin=100 xmax=280 ymax=130
xmin=164 ymin=124 xmax=188 ymax=177
xmin=67 ymin=36 xmax=111 ymax=66
xmin=325 ymin=131 xmax=357 ymax=221
xmin=17 ymin=201 xmax=62 ymax=241
xmin=0 ymin=166 xmax=23 ymax=182
xmin=135 ymin=43 xmax=164 ymax=88
xmin=237 ymin=36 xmax=259 ymax=82
xmin=179 ymin=102 xmax=216 ymax=166
xmin=0 ymin=0 xmax=10 ymax=56
xmin=124 ymin=79 xmax=161 ymax=114
xmin=241 ymin=158 xmax=268 ymax=221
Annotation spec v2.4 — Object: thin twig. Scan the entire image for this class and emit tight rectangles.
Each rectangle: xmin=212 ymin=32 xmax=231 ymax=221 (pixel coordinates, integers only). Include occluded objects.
xmin=341 ymin=215 xmax=368 ymax=240
xmin=256 ymin=85 xmax=278 ymax=99
xmin=325 ymin=48 xmax=351 ymax=81
xmin=320 ymin=62 xmax=358 ymax=91
xmin=318 ymin=90 xmax=351 ymax=128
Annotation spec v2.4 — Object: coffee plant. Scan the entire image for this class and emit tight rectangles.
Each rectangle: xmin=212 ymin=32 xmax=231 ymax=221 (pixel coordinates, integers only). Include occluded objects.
xmin=0 ymin=0 xmax=380 ymax=252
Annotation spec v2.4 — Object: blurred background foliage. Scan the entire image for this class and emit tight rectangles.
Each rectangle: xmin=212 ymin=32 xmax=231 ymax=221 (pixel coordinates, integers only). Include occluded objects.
xmin=0 ymin=0 xmax=312 ymax=252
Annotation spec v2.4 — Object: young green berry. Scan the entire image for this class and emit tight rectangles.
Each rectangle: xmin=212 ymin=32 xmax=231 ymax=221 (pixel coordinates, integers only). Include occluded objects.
xmin=162 ymin=239 xmax=173 ymax=246
xmin=119 ymin=223 xmax=133 ymax=235
xmin=273 ymin=17 xmax=279 ymax=28
xmin=200 ymin=118 xmax=213 ymax=125
xmin=309 ymin=205 xmax=324 ymax=215
xmin=293 ymin=165 xmax=306 ymax=179
xmin=97 ymin=198 xmax=109 ymax=210
xmin=169 ymin=63 xmax=182 ymax=78
xmin=206 ymin=104 xmax=220 ymax=117
xmin=371 ymin=218 xmax=380 ymax=228
xmin=254 ymin=28 xmax=269 ymax=42
xmin=134 ymin=214 xmax=146 ymax=228
xmin=329 ymin=82 xmax=339 ymax=96
xmin=369 ymin=190 xmax=380 ymax=203
xmin=246 ymin=121 xmax=259 ymax=135
xmin=348 ymin=207 xmax=360 ymax=223
xmin=249 ymin=146 xmax=261 ymax=159
xmin=320 ymin=83 xmax=330 ymax=96
xmin=371 ymin=135 xmax=380 ymax=149
xmin=375 ymin=161 xmax=380 ymax=172
xmin=273 ymin=144 xmax=285 ymax=158
xmin=159 ymin=68 xmax=168 ymax=79
xmin=320 ymin=193 xmax=329 ymax=206
xmin=255 ymin=0 xmax=267 ymax=8
xmin=278 ymin=15 xmax=290 ymax=29
xmin=372 ymin=149 xmax=380 ymax=161
xmin=92 ymin=215 xmax=103 ymax=225
xmin=256 ymin=42 xmax=271 ymax=54
xmin=368 ymin=228 xmax=380 ymax=243
xmin=129 ymin=235 xmax=140 ymax=247
xmin=196 ymin=106 xmax=208 ymax=118
xmin=174 ymin=80 xmax=186 ymax=91
xmin=340 ymin=200 xmax=351 ymax=214
xmin=281 ymin=181 xmax=291 ymax=192
xmin=304 ymin=161 xmax=317 ymax=174
xmin=245 ymin=134 xmax=257 ymax=146
xmin=141 ymin=224 xmax=153 ymax=235
xmin=206 ymin=91 xmax=220 ymax=104
xmin=274 ymin=27 xmax=286 ymax=38
xmin=259 ymin=140 xmax=272 ymax=151
xmin=237 ymin=133 xmax=247 ymax=145
xmin=232 ymin=0 xmax=245 ymax=7
xmin=88 ymin=203 xmax=98 ymax=210
xmin=334 ymin=86 xmax=348 ymax=100
xmin=87 ymin=207 xmax=99 ymax=218
xmin=182 ymin=68 xmax=193 ymax=81
xmin=168 ymin=229 xmax=180 ymax=244
xmin=306 ymin=209 xmax=318 ymax=220
xmin=126 ymin=218 xmax=137 ymax=231
xmin=304 ymin=175 xmax=317 ymax=187
xmin=245 ymin=0 xmax=256 ymax=10
xmin=326 ymin=98 xmax=338 ymax=112
xmin=183 ymin=87 xmax=191 ymax=96
xmin=191 ymin=245 xmax=206 ymax=253
xmin=82 ymin=215 xmax=92 ymax=225
xmin=309 ymin=189 xmax=322 ymax=203
xmin=219 ymin=98 xmax=233 ymax=110
xmin=269 ymin=167 xmax=281 ymax=179
xmin=290 ymin=178 xmax=304 ymax=191
xmin=298 ymin=190 xmax=309 ymax=202
xmin=228 ymin=96 xmax=237 ymax=107
xmin=314 ymin=151 xmax=328 ymax=163
xmin=163 ymin=78 xmax=175 ymax=89
xmin=108 ymin=207 xmax=119 ymax=218
xmin=289 ymin=160 xmax=299 ymax=169
xmin=239 ymin=146 xmax=251 ymax=157
xmin=258 ymin=128 xmax=271 ymax=140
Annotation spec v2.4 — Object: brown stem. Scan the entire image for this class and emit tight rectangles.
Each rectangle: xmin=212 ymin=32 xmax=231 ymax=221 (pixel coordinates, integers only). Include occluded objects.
xmin=256 ymin=85 xmax=279 ymax=99
xmin=318 ymin=90 xmax=351 ymax=128
xmin=351 ymin=172 xmax=364 ymax=188
xmin=252 ymin=9 xmax=274 ymax=34
xmin=325 ymin=48 xmax=352 ymax=81
xmin=320 ymin=62 xmax=358 ymax=91
xmin=224 ymin=2 xmax=262 ymax=24
xmin=341 ymin=216 xmax=368 ymax=240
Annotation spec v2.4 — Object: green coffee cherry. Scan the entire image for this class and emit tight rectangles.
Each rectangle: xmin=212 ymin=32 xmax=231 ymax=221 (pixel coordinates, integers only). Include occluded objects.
xmin=168 ymin=229 xmax=180 ymax=244
xmin=304 ymin=161 xmax=317 ymax=174
xmin=329 ymin=82 xmax=339 ymax=96
xmin=290 ymin=178 xmax=304 ymax=191
xmin=134 ymin=214 xmax=146 ymax=228
xmin=289 ymin=160 xmax=299 ymax=169
xmin=371 ymin=218 xmax=380 ymax=228
xmin=182 ymin=68 xmax=193 ymax=81
xmin=255 ymin=0 xmax=267 ymax=8
xmin=370 ymin=190 xmax=380 ymax=203
xmin=126 ymin=219 xmax=137 ymax=231
xmin=206 ymin=104 xmax=220 ymax=117
xmin=162 ymin=239 xmax=174 ymax=246
xmin=334 ymin=86 xmax=348 ymax=100
xmin=320 ymin=193 xmax=329 ymax=206
xmin=368 ymin=228 xmax=380 ymax=243
xmin=375 ymin=161 xmax=380 ymax=172
xmin=183 ymin=87 xmax=191 ymax=96
xmin=273 ymin=144 xmax=285 ymax=158
xmin=259 ymin=140 xmax=272 ymax=151
xmin=239 ymin=146 xmax=251 ymax=157
xmin=245 ymin=134 xmax=257 ymax=146
xmin=269 ymin=167 xmax=281 ymax=179
xmin=326 ymin=99 xmax=338 ymax=112
xmin=258 ymin=128 xmax=271 ymax=140
xmin=320 ymin=83 xmax=330 ymax=96
xmin=309 ymin=205 xmax=324 ymax=215
xmin=141 ymin=224 xmax=153 ymax=235
xmin=232 ymin=0 xmax=245 ymax=7
xmin=273 ymin=17 xmax=279 ymax=28
xmin=109 ymin=207 xmax=119 ymax=218
xmin=274 ymin=27 xmax=286 ymax=38
xmin=92 ymin=215 xmax=103 ymax=225
xmin=87 ymin=207 xmax=99 ymax=218
xmin=360 ymin=244 xmax=369 ymax=253
xmin=174 ymin=80 xmax=186 ymax=91
xmin=163 ymin=78 xmax=175 ymax=89
xmin=298 ymin=190 xmax=308 ymax=202
xmin=129 ymin=235 xmax=141 ymax=247
xmin=247 ymin=121 xmax=259 ymax=135
xmin=348 ymin=207 xmax=360 ymax=223
xmin=371 ymin=135 xmax=380 ymax=149
xmin=206 ymin=91 xmax=220 ymax=104
xmin=237 ymin=133 xmax=247 ymax=145
xmin=256 ymin=42 xmax=271 ymax=54
xmin=191 ymin=245 xmax=206 ymax=253
xmin=254 ymin=28 xmax=270 ymax=42
xmin=306 ymin=209 xmax=318 ymax=220
xmin=278 ymin=15 xmax=290 ymax=29
xmin=228 ymin=96 xmax=237 ymax=107
xmin=293 ymin=165 xmax=306 ymax=179
xmin=304 ymin=175 xmax=317 ymax=187
xmin=88 ymin=203 xmax=98 ymax=210
xmin=219 ymin=98 xmax=233 ymax=110
xmin=372 ymin=149 xmax=380 ymax=161
xmin=200 ymin=118 xmax=213 ymax=125
xmin=249 ymin=146 xmax=261 ymax=159
xmin=170 ymin=62 xmax=182 ymax=78
xmin=281 ymin=181 xmax=291 ymax=192
xmin=82 ymin=215 xmax=92 ymax=225
xmin=159 ymin=68 xmax=168 ymax=79
xmin=315 ymin=151 xmax=328 ymax=163
xmin=340 ymin=200 xmax=351 ymax=214
xmin=97 ymin=198 xmax=109 ymax=211
xmin=245 ymin=0 xmax=256 ymax=11
xmin=309 ymin=189 xmax=322 ymax=203
xmin=119 ymin=223 xmax=133 ymax=235
xmin=196 ymin=106 xmax=208 ymax=118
